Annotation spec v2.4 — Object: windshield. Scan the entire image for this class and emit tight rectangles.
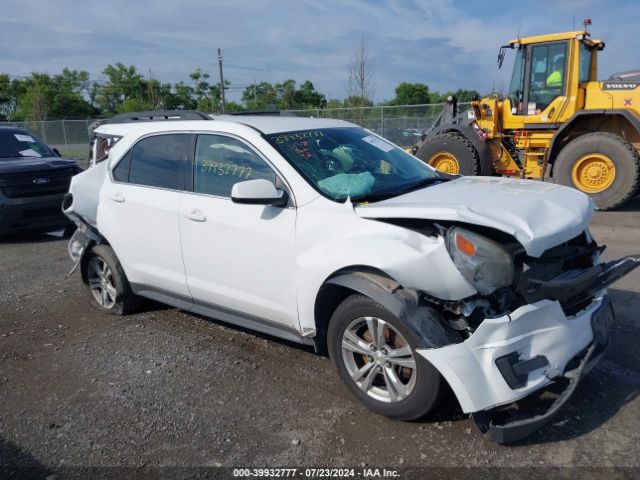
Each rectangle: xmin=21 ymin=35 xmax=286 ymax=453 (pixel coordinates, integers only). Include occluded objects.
xmin=0 ymin=131 xmax=54 ymax=159
xmin=265 ymin=127 xmax=443 ymax=202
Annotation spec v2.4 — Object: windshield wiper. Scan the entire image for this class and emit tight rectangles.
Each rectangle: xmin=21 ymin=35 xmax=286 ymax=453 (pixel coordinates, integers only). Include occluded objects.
xmin=400 ymin=176 xmax=450 ymax=194
xmin=352 ymin=191 xmax=401 ymax=203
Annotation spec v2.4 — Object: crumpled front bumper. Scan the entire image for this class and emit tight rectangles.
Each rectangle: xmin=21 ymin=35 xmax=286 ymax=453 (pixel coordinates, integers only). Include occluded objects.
xmin=417 ymin=254 xmax=639 ymax=443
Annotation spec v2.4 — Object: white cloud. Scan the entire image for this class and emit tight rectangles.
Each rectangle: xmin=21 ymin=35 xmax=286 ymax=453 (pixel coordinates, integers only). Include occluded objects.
xmin=0 ymin=0 xmax=637 ymax=102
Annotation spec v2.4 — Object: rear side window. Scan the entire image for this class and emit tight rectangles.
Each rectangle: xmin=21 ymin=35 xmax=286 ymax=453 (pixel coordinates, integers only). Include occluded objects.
xmin=193 ymin=134 xmax=276 ymax=197
xmin=113 ymin=151 xmax=131 ymax=182
xmin=123 ymin=134 xmax=188 ymax=190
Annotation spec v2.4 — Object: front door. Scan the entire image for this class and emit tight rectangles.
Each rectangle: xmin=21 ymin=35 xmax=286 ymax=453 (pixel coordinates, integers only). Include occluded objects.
xmin=179 ymin=133 xmax=298 ymax=329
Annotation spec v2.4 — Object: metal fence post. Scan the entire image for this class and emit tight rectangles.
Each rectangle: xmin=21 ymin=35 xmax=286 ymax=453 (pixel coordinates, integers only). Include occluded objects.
xmin=61 ymin=119 xmax=69 ymax=156
xmin=381 ymin=107 xmax=385 ymax=138
xmin=40 ymin=121 xmax=47 ymax=144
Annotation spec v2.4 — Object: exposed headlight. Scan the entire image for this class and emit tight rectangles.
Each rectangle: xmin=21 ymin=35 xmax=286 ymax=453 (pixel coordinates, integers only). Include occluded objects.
xmin=445 ymin=227 xmax=514 ymax=294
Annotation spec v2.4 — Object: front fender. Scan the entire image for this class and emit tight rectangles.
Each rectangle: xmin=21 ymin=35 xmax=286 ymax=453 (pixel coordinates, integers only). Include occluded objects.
xmin=325 ymin=270 xmax=460 ymax=349
xmin=296 ymin=232 xmax=476 ymax=332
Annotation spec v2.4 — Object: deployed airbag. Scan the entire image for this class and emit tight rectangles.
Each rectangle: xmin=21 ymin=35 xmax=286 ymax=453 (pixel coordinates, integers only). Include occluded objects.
xmin=317 ymin=172 xmax=375 ymax=199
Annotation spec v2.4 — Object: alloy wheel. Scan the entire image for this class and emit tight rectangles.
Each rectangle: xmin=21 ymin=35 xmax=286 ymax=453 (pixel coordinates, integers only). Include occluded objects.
xmin=87 ymin=256 xmax=117 ymax=309
xmin=341 ymin=316 xmax=417 ymax=403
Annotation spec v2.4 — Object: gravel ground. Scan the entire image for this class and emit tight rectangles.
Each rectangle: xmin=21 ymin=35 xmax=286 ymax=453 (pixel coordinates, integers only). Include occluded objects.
xmin=1 ymin=200 xmax=639 ymax=478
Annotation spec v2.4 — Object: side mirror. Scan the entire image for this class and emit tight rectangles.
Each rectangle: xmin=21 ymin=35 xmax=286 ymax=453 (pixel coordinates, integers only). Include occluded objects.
xmin=52 ymin=147 xmax=62 ymax=157
xmin=231 ymin=179 xmax=289 ymax=207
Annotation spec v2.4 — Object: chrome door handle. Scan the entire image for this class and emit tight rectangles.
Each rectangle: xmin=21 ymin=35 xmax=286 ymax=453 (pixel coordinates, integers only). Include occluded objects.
xmin=110 ymin=192 xmax=125 ymax=203
xmin=186 ymin=209 xmax=206 ymax=222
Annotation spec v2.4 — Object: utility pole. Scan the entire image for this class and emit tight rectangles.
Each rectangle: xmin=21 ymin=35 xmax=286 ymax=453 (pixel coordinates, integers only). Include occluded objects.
xmin=217 ymin=48 xmax=226 ymax=113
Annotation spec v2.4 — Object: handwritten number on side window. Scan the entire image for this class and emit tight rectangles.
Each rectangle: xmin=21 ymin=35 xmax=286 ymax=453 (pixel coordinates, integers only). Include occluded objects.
xmin=200 ymin=161 xmax=252 ymax=179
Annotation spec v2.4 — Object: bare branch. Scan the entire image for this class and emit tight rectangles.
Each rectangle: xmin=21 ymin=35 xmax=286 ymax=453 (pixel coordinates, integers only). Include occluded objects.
xmin=346 ymin=36 xmax=375 ymax=106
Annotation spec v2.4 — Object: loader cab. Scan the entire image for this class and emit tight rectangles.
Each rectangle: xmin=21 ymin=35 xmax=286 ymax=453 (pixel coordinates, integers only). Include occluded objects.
xmin=499 ymin=31 xmax=601 ymax=130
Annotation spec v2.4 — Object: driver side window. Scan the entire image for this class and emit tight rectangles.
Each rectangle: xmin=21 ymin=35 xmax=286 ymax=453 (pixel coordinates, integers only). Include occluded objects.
xmin=527 ymin=41 xmax=567 ymax=114
xmin=194 ymin=134 xmax=277 ymax=198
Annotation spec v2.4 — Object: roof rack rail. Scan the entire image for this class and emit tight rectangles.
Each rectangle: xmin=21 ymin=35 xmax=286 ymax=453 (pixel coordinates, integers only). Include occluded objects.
xmin=104 ymin=110 xmax=211 ymax=124
xmin=230 ymin=110 xmax=298 ymax=117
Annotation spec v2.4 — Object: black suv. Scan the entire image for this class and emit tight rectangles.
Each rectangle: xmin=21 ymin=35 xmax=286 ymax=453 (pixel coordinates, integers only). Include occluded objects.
xmin=0 ymin=126 xmax=81 ymax=236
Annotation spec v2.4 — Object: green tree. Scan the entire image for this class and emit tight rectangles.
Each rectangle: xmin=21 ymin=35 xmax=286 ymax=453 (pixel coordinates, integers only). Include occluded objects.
xmin=169 ymin=81 xmax=196 ymax=110
xmin=242 ymin=81 xmax=278 ymax=111
xmin=325 ymin=98 xmax=344 ymax=109
xmin=275 ymin=79 xmax=297 ymax=110
xmin=95 ymin=63 xmax=146 ymax=115
xmin=0 ymin=74 xmax=25 ymax=121
xmin=189 ymin=68 xmax=232 ymax=112
xmin=294 ymin=80 xmax=326 ymax=109
xmin=344 ymin=95 xmax=373 ymax=107
xmin=118 ymin=97 xmax=153 ymax=113
xmin=16 ymin=73 xmax=53 ymax=120
xmin=48 ymin=69 xmax=96 ymax=118
xmin=431 ymin=88 xmax=480 ymax=103
xmin=224 ymin=101 xmax=245 ymax=113
xmin=391 ymin=82 xmax=430 ymax=105
xmin=453 ymin=88 xmax=480 ymax=102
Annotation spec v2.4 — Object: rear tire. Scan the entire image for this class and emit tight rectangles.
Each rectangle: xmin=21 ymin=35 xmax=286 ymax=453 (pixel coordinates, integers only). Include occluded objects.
xmin=327 ymin=294 xmax=444 ymax=421
xmin=553 ymin=132 xmax=640 ymax=210
xmin=82 ymin=245 xmax=140 ymax=315
xmin=416 ymin=131 xmax=482 ymax=176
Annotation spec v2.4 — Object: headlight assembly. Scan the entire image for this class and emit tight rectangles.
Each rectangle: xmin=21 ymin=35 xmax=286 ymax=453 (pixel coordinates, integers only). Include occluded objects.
xmin=446 ymin=227 xmax=514 ymax=295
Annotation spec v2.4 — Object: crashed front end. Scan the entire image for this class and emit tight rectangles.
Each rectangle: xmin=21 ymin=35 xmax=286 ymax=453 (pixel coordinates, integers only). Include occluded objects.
xmin=417 ymin=228 xmax=639 ymax=443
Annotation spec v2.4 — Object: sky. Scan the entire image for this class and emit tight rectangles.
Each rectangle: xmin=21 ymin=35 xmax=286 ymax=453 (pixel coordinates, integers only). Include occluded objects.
xmin=1 ymin=0 xmax=638 ymax=103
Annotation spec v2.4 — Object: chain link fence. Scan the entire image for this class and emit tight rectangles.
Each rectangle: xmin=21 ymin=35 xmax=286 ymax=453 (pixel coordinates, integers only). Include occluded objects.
xmin=288 ymin=103 xmax=471 ymax=148
xmin=0 ymin=103 xmax=472 ymax=167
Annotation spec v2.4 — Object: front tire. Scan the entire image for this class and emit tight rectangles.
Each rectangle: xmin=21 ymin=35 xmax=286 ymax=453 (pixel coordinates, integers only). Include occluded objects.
xmin=553 ymin=132 xmax=640 ymax=210
xmin=327 ymin=294 xmax=444 ymax=420
xmin=83 ymin=245 xmax=140 ymax=315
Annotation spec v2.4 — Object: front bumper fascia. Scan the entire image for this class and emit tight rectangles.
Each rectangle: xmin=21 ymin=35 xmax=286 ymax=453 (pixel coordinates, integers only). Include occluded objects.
xmin=417 ymin=294 xmax=605 ymax=413
xmin=473 ymin=296 xmax=614 ymax=443
xmin=417 ymin=254 xmax=639 ymax=443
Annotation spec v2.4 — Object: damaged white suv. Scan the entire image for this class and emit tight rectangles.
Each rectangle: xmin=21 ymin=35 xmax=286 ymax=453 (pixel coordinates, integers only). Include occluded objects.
xmin=63 ymin=115 xmax=639 ymax=443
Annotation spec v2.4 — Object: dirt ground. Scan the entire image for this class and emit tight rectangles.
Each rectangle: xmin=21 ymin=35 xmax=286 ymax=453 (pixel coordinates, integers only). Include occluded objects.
xmin=1 ymin=200 xmax=639 ymax=478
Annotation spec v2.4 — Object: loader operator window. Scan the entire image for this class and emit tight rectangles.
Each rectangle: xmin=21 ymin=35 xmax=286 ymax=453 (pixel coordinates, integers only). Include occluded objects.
xmin=579 ymin=43 xmax=593 ymax=83
xmin=508 ymin=48 xmax=525 ymax=115
xmin=527 ymin=41 xmax=567 ymax=114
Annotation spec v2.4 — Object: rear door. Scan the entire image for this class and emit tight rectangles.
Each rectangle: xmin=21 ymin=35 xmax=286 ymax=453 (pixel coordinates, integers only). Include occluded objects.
xmin=99 ymin=133 xmax=191 ymax=298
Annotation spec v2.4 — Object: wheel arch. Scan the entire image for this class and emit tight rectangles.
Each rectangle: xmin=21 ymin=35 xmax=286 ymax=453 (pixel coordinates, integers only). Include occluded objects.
xmin=313 ymin=266 xmax=460 ymax=355
xmin=549 ymin=109 xmax=640 ymax=164
xmin=76 ymin=220 xmax=113 ymax=285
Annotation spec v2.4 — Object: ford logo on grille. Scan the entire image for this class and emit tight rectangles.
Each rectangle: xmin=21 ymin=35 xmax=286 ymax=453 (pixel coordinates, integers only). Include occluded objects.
xmin=32 ymin=178 xmax=51 ymax=185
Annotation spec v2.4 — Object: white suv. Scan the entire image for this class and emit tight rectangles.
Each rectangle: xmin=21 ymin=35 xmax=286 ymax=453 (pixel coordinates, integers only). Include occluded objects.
xmin=64 ymin=115 xmax=639 ymax=443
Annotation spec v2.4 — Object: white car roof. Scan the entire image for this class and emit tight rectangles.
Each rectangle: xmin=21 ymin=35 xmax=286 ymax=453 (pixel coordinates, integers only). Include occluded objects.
xmin=209 ymin=115 xmax=355 ymax=134
xmin=94 ymin=116 xmax=355 ymax=137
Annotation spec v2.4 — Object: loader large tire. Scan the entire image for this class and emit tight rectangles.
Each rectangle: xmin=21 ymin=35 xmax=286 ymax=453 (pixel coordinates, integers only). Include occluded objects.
xmin=553 ymin=132 xmax=640 ymax=210
xmin=415 ymin=131 xmax=482 ymax=176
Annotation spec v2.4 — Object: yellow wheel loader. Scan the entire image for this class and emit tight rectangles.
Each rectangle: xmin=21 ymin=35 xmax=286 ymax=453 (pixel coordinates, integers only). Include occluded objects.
xmin=413 ymin=25 xmax=640 ymax=209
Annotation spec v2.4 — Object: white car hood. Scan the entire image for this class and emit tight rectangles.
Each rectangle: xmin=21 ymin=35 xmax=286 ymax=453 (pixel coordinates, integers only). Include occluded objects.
xmin=355 ymin=177 xmax=594 ymax=257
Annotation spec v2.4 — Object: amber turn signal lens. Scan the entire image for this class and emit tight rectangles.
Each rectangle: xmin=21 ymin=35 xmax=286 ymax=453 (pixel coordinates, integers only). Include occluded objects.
xmin=455 ymin=233 xmax=477 ymax=256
